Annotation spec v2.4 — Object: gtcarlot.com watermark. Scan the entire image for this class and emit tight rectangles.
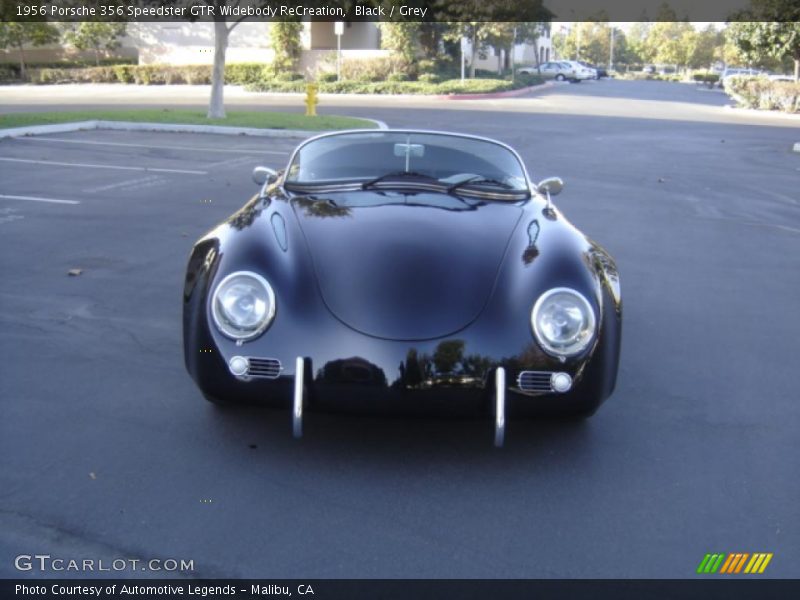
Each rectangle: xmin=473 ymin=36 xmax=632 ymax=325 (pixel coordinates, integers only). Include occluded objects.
xmin=14 ymin=554 xmax=194 ymax=573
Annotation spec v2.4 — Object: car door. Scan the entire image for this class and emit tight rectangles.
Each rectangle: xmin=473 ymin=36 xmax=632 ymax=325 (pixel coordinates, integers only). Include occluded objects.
xmin=538 ymin=63 xmax=556 ymax=79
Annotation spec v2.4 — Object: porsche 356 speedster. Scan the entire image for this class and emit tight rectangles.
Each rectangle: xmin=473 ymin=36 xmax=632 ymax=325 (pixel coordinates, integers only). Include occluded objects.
xmin=183 ymin=130 xmax=621 ymax=446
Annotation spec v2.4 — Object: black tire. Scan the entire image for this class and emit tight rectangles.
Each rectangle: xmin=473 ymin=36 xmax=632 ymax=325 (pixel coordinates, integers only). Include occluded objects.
xmin=555 ymin=74 xmax=565 ymax=81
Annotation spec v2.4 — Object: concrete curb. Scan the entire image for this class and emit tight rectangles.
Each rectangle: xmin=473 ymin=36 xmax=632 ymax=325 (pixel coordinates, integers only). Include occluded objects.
xmin=0 ymin=117 xmax=387 ymax=140
xmin=721 ymin=105 xmax=800 ymax=121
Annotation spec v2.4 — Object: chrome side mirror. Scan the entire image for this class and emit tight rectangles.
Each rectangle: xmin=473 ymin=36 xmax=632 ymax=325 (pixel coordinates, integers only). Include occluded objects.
xmin=253 ymin=166 xmax=278 ymax=186
xmin=536 ymin=177 xmax=563 ymax=197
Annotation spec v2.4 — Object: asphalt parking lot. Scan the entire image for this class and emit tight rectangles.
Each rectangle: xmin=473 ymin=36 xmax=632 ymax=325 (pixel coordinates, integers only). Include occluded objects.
xmin=1 ymin=81 xmax=800 ymax=579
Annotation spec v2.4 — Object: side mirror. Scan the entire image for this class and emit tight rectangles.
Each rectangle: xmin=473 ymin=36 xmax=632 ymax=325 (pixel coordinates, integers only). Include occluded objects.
xmin=253 ymin=166 xmax=278 ymax=186
xmin=536 ymin=177 xmax=563 ymax=197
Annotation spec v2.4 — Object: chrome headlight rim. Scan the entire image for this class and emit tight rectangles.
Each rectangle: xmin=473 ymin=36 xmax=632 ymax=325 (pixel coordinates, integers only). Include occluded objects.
xmin=211 ymin=271 xmax=276 ymax=341
xmin=531 ymin=287 xmax=597 ymax=357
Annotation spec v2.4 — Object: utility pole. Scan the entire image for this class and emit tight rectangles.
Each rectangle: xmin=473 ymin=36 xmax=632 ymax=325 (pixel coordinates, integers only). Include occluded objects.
xmin=610 ymin=26 xmax=615 ymax=70
xmin=334 ymin=21 xmax=343 ymax=81
xmin=461 ymin=37 xmax=466 ymax=81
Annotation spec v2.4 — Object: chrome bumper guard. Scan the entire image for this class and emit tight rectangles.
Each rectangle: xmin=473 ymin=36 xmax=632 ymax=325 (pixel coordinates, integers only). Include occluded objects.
xmin=494 ymin=367 xmax=506 ymax=448
xmin=291 ymin=360 xmax=510 ymax=447
xmin=293 ymin=356 xmax=304 ymax=439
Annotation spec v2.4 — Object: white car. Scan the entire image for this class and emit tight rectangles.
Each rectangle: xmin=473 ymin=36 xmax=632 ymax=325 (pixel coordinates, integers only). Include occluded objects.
xmin=560 ymin=61 xmax=595 ymax=81
xmin=720 ymin=67 xmax=763 ymax=86
xmin=520 ymin=62 xmax=574 ymax=81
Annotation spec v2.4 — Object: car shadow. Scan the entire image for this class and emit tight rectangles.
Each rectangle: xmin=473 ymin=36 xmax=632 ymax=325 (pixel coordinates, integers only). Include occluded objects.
xmin=198 ymin=400 xmax=599 ymax=466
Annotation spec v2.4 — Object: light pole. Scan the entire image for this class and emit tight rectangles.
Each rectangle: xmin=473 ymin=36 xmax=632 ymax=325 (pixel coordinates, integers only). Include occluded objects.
xmin=461 ymin=36 xmax=466 ymax=81
xmin=334 ymin=21 xmax=343 ymax=81
xmin=609 ymin=26 xmax=615 ymax=70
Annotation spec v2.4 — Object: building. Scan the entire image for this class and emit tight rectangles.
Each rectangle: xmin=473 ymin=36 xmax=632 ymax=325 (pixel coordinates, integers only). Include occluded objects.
xmin=2 ymin=22 xmax=551 ymax=75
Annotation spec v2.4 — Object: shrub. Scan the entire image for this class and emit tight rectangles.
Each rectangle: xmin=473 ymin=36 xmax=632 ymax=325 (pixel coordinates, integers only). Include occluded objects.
xmin=416 ymin=59 xmax=438 ymax=75
xmin=338 ymin=56 xmax=408 ymax=82
xmin=183 ymin=65 xmax=212 ymax=85
xmin=317 ymin=72 xmax=337 ymax=83
xmin=30 ymin=57 xmax=136 ymax=69
xmin=386 ymin=72 xmax=409 ymax=82
xmin=417 ymin=73 xmax=440 ymax=84
xmin=246 ymin=76 xmax=543 ymax=96
xmin=113 ymin=64 xmax=134 ymax=83
xmin=724 ymin=76 xmax=800 ymax=113
xmin=0 ymin=65 xmax=21 ymax=82
xmin=35 ymin=68 xmax=72 ymax=84
xmin=162 ymin=67 xmax=186 ymax=85
xmin=225 ymin=63 xmax=265 ymax=85
xmin=692 ymin=72 xmax=719 ymax=84
xmin=272 ymin=71 xmax=304 ymax=82
xmin=515 ymin=72 xmax=543 ymax=87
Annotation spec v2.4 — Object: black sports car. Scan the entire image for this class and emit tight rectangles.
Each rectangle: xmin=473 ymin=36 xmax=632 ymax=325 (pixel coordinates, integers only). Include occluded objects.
xmin=183 ymin=130 xmax=622 ymax=446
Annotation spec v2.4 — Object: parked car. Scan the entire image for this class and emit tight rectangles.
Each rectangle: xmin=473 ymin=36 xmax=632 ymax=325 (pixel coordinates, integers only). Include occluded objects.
xmin=560 ymin=60 xmax=596 ymax=81
xmin=520 ymin=61 xmax=574 ymax=81
xmin=183 ymin=130 xmax=623 ymax=446
xmin=768 ymin=73 xmax=795 ymax=82
xmin=593 ymin=64 xmax=610 ymax=78
xmin=578 ymin=61 xmax=602 ymax=79
xmin=720 ymin=67 xmax=764 ymax=86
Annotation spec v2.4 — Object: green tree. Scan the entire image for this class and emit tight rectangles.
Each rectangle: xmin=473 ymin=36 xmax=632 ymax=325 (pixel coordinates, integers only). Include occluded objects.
xmin=727 ymin=16 xmax=800 ymax=80
xmin=64 ymin=23 xmax=127 ymax=66
xmin=269 ymin=21 xmax=303 ymax=75
xmin=377 ymin=22 xmax=420 ymax=69
xmin=627 ymin=22 xmax=653 ymax=65
xmin=558 ymin=21 xmax=614 ymax=65
xmin=436 ymin=0 xmax=550 ymax=78
xmin=685 ymin=25 xmax=723 ymax=69
xmin=139 ymin=0 xmax=273 ymax=119
xmin=645 ymin=21 xmax=694 ymax=68
xmin=0 ymin=21 xmax=59 ymax=78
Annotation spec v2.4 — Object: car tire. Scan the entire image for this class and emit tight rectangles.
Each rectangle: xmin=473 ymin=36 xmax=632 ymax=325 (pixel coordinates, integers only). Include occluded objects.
xmin=555 ymin=74 xmax=565 ymax=81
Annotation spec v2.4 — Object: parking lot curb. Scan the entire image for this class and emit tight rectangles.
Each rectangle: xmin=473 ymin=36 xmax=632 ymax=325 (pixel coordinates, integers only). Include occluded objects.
xmin=0 ymin=118 xmax=387 ymax=140
xmin=721 ymin=105 xmax=800 ymax=121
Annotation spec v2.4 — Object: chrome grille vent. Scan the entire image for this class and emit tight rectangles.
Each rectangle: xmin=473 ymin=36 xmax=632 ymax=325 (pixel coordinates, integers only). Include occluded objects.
xmin=247 ymin=358 xmax=282 ymax=379
xmin=517 ymin=371 xmax=554 ymax=392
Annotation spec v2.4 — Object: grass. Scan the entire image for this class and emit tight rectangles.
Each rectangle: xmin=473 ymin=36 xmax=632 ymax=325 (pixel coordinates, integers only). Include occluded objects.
xmin=0 ymin=109 xmax=375 ymax=131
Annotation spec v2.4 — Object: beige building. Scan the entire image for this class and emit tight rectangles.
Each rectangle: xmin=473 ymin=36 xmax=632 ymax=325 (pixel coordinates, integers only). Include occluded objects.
xmin=2 ymin=22 xmax=550 ymax=74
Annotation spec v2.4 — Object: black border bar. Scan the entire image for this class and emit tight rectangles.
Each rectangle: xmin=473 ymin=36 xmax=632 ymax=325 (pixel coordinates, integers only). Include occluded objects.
xmin=4 ymin=0 xmax=798 ymax=23
xmin=4 ymin=579 xmax=800 ymax=600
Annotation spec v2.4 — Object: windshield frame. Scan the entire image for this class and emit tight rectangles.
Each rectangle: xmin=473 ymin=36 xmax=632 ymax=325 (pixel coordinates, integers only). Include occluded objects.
xmin=279 ymin=129 xmax=534 ymax=201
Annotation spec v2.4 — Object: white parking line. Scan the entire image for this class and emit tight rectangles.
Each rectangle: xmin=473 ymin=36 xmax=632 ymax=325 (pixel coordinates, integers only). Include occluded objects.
xmin=15 ymin=136 xmax=290 ymax=155
xmin=0 ymin=156 xmax=207 ymax=175
xmin=0 ymin=194 xmax=80 ymax=205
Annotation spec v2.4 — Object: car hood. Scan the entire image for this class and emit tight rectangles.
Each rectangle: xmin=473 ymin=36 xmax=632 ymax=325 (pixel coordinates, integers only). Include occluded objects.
xmin=291 ymin=192 xmax=522 ymax=341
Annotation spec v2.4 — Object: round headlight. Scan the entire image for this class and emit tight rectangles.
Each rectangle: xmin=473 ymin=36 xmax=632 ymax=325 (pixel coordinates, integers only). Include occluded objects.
xmin=211 ymin=271 xmax=275 ymax=341
xmin=532 ymin=287 xmax=596 ymax=357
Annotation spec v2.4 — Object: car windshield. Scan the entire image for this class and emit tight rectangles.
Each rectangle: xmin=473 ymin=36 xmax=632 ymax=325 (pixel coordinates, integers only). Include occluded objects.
xmin=284 ymin=131 xmax=529 ymax=196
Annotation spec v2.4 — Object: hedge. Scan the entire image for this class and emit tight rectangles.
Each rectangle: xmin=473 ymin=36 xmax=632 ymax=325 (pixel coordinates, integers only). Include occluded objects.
xmin=692 ymin=72 xmax=720 ymax=84
xmin=0 ymin=60 xmax=545 ymax=96
xmin=246 ymin=75 xmax=543 ymax=95
xmin=724 ymin=76 xmax=800 ymax=113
